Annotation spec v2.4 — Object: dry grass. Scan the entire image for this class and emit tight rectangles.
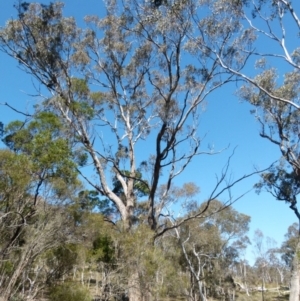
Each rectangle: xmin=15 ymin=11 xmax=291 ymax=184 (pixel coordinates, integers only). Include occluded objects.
xmin=234 ymin=291 xmax=289 ymax=301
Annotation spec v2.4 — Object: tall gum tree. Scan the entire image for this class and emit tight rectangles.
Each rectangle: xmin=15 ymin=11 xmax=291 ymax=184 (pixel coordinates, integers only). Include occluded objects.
xmin=0 ymin=2 xmax=267 ymax=300
xmin=0 ymin=0 xmax=255 ymax=232
xmin=220 ymin=1 xmax=300 ymax=300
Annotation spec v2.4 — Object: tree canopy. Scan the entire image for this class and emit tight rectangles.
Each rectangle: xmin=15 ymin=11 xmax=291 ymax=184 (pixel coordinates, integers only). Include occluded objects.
xmin=1 ymin=0 xmax=300 ymax=300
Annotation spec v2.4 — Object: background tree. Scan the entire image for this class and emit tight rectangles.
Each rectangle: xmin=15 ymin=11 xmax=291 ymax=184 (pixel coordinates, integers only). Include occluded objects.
xmin=171 ymin=200 xmax=250 ymax=301
xmin=280 ymin=223 xmax=299 ymax=268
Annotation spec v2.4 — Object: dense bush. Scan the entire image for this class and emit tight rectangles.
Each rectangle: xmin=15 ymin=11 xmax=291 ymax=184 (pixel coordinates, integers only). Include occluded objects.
xmin=49 ymin=282 xmax=92 ymax=301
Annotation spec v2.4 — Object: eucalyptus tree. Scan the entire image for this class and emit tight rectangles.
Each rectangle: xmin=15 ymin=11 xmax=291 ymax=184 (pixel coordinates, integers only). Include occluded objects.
xmin=218 ymin=0 xmax=300 ymax=108
xmin=171 ymin=200 xmax=250 ymax=301
xmin=0 ymin=0 xmax=253 ymax=234
xmin=0 ymin=2 xmax=266 ymax=300
xmin=280 ymin=223 xmax=299 ymax=268
xmin=219 ymin=0 xmax=300 ymax=225
xmin=215 ymin=1 xmax=300 ymax=300
xmin=0 ymin=113 xmax=79 ymax=301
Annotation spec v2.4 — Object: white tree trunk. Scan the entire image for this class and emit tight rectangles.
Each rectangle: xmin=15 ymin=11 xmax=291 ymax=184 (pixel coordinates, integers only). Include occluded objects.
xmin=289 ymin=242 xmax=300 ymax=301
xmin=128 ymin=270 xmax=141 ymax=301
xmin=197 ymin=280 xmax=207 ymax=301
xmin=2 ymin=250 xmax=30 ymax=301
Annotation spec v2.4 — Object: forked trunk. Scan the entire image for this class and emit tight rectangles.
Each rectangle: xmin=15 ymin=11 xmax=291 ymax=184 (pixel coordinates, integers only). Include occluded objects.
xmin=198 ymin=280 xmax=207 ymax=301
xmin=289 ymin=241 xmax=300 ymax=301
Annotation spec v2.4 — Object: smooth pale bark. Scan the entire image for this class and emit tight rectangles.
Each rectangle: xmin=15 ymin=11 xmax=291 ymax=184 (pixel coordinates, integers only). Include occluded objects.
xmin=1 ymin=250 xmax=31 ymax=301
xmin=289 ymin=241 xmax=300 ymax=301
xmin=198 ymin=280 xmax=207 ymax=301
xmin=128 ymin=271 xmax=141 ymax=301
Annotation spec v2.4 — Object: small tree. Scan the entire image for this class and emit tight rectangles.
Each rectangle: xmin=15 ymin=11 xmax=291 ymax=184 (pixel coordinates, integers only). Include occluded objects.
xmin=172 ymin=200 xmax=250 ymax=301
xmin=0 ymin=113 xmax=79 ymax=301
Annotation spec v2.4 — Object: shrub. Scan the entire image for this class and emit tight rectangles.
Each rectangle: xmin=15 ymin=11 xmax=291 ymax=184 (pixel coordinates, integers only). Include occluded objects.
xmin=49 ymin=282 xmax=92 ymax=301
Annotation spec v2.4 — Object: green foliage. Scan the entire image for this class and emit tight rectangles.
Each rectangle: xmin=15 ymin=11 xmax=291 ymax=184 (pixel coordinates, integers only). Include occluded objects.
xmin=77 ymin=190 xmax=101 ymax=211
xmin=97 ymin=198 xmax=118 ymax=217
xmin=0 ymin=121 xmax=3 ymax=137
xmin=71 ymin=78 xmax=89 ymax=98
xmin=176 ymin=200 xmax=251 ymax=298
xmin=1 ymin=0 xmax=298 ymax=299
xmin=280 ymin=223 xmax=299 ymax=266
xmin=116 ymin=224 xmax=187 ymax=298
xmin=0 ymin=149 xmax=32 ymax=198
xmin=255 ymin=165 xmax=300 ymax=204
xmin=0 ymin=144 xmax=80 ymax=300
xmin=74 ymin=149 xmax=89 ymax=167
xmin=46 ymin=245 xmax=79 ymax=280
xmin=92 ymin=235 xmax=115 ymax=263
xmin=69 ymin=78 xmax=95 ymax=119
xmin=0 ymin=261 xmax=14 ymax=277
xmin=90 ymin=91 xmax=104 ymax=103
xmin=70 ymin=190 xmax=118 ymax=224
xmin=13 ymin=2 xmax=77 ymax=79
xmin=49 ymin=282 xmax=92 ymax=301
xmin=2 ymin=112 xmax=78 ymax=187
xmin=112 ymin=170 xmax=149 ymax=202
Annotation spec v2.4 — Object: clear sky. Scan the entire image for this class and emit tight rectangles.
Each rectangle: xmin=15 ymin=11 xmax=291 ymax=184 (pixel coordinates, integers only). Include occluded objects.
xmin=0 ymin=0 xmax=298 ymax=264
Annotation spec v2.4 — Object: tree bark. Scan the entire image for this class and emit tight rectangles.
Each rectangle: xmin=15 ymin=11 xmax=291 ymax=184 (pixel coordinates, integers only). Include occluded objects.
xmin=1 ymin=249 xmax=31 ymax=301
xmin=128 ymin=270 xmax=141 ymax=301
xmin=197 ymin=280 xmax=207 ymax=301
xmin=289 ymin=241 xmax=300 ymax=301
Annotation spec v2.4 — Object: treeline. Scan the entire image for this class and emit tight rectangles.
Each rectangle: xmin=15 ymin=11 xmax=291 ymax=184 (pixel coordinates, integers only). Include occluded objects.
xmin=0 ymin=0 xmax=300 ymax=300
xmin=0 ymin=121 xmax=296 ymax=300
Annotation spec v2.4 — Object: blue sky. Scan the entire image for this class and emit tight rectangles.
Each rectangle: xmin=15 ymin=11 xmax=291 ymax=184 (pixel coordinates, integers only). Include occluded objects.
xmin=0 ymin=0 xmax=298 ymax=264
